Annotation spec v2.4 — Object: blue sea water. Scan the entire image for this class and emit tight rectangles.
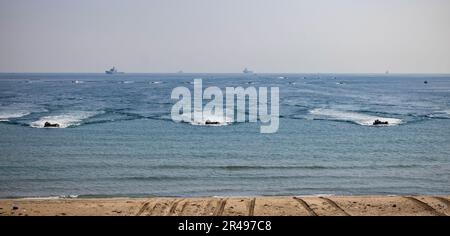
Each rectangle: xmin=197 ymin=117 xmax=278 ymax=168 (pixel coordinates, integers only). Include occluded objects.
xmin=0 ymin=73 xmax=449 ymax=198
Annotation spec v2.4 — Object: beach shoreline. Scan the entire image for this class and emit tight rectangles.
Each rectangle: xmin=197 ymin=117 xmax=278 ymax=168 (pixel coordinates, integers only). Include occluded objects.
xmin=1 ymin=195 xmax=448 ymax=216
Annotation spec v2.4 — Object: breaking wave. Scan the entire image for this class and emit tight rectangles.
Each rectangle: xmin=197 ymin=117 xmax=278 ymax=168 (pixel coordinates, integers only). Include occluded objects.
xmin=310 ymin=108 xmax=403 ymax=126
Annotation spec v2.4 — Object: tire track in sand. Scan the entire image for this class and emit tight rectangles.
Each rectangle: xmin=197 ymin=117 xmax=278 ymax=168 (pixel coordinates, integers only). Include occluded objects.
xmin=319 ymin=197 xmax=350 ymax=216
xmin=214 ymin=198 xmax=228 ymax=216
xmin=248 ymin=198 xmax=256 ymax=216
xmin=167 ymin=199 xmax=184 ymax=216
xmin=403 ymin=196 xmax=445 ymax=216
xmin=135 ymin=200 xmax=152 ymax=216
xmin=293 ymin=197 xmax=318 ymax=216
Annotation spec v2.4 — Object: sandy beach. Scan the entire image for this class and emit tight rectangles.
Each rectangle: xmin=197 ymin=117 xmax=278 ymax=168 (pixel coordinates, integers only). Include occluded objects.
xmin=0 ymin=195 xmax=448 ymax=216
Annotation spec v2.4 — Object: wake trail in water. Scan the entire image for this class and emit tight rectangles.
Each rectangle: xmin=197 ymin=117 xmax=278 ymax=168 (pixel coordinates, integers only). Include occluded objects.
xmin=0 ymin=104 xmax=46 ymax=122
xmin=0 ymin=111 xmax=30 ymax=121
xmin=310 ymin=108 xmax=403 ymax=126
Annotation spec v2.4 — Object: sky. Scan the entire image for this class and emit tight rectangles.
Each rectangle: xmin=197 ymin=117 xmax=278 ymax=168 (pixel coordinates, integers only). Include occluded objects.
xmin=0 ymin=0 xmax=449 ymax=73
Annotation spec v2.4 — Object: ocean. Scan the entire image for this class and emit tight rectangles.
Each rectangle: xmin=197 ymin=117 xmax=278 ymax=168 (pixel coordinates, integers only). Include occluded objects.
xmin=0 ymin=73 xmax=449 ymax=198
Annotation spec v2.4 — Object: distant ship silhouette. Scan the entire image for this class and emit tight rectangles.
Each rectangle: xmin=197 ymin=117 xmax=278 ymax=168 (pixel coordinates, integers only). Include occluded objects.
xmin=243 ymin=68 xmax=254 ymax=74
xmin=105 ymin=66 xmax=124 ymax=74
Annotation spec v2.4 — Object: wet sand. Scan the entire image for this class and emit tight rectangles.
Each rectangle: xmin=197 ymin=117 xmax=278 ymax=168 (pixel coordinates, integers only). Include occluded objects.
xmin=0 ymin=196 xmax=449 ymax=216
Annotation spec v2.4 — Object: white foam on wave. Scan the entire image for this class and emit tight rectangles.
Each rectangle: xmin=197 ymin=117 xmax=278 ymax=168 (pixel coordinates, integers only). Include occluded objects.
xmin=310 ymin=108 xmax=402 ymax=126
xmin=30 ymin=111 xmax=101 ymax=128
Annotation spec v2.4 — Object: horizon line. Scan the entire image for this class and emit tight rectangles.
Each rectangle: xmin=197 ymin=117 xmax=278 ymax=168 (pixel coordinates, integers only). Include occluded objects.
xmin=1 ymin=71 xmax=450 ymax=75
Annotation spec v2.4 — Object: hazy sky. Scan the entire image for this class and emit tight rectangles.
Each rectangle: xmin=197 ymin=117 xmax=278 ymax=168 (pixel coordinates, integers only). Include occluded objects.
xmin=0 ymin=0 xmax=449 ymax=73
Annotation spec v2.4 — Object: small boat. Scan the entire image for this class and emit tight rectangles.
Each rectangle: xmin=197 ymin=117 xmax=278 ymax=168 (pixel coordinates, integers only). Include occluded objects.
xmin=373 ymin=119 xmax=389 ymax=125
xmin=205 ymin=120 xmax=220 ymax=125
xmin=44 ymin=122 xmax=60 ymax=128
